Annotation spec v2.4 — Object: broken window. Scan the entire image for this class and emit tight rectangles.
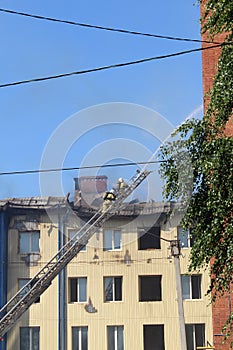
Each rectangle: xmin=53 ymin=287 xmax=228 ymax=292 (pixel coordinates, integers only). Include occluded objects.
xmin=143 ymin=325 xmax=165 ymax=350
xmin=19 ymin=231 xmax=40 ymax=254
xmin=104 ymin=230 xmax=122 ymax=251
xmin=139 ymin=276 xmax=162 ymax=302
xmin=181 ymin=275 xmax=202 ymax=300
xmin=72 ymin=326 xmax=88 ymax=350
xmin=178 ymin=227 xmax=194 ymax=248
xmin=185 ymin=324 xmax=205 ymax=350
xmin=138 ymin=227 xmax=161 ymax=250
xmin=107 ymin=326 xmax=124 ymax=350
xmin=20 ymin=327 xmax=40 ymax=350
xmin=69 ymin=277 xmax=87 ymax=303
xmin=104 ymin=277 xmax=122 ymax=302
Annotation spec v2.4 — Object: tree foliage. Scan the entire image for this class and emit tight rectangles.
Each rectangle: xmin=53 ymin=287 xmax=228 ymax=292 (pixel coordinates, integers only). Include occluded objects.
xmin=159 ymin=0 xmax=233 ymax=300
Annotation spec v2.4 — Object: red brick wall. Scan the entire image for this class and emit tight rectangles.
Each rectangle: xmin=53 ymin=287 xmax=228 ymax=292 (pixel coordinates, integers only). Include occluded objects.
xmin=212 ymin=289 xmax=233 ymax=349
xmin=201 ymin=3 xmax=232 ymax=137
xmin=201 ymin=2 xmax=233 ymax=348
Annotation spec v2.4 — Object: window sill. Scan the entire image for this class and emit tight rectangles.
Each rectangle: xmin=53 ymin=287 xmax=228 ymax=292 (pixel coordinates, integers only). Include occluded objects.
xmin=20 ymin=253 xmax=41 ymax=266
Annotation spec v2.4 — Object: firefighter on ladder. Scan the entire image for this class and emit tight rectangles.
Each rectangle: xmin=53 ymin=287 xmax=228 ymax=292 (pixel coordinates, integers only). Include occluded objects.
xmin=116 ymin=178 xmax=128 ymax=192
xmin=102 ymin=189 xmax=117 ymax=212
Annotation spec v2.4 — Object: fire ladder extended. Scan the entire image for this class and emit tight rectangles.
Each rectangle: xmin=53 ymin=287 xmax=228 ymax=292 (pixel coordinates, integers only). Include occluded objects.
xmin=0 ymin=169 xmax=151 ymax=338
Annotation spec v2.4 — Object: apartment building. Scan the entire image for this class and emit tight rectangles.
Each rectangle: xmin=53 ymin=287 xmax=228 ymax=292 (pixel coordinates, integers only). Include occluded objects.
xmin=0 ymin=177 xmax=213 ymax=350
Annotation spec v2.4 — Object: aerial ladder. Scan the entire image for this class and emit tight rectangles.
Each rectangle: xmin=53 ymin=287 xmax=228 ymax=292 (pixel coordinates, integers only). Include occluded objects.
xmin=0 ymin=169 xmax=151 ymax=338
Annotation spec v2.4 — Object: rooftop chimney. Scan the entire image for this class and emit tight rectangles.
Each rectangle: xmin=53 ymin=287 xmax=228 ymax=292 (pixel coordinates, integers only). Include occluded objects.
xmin=74 ymin=176 xmax=107 ymax=208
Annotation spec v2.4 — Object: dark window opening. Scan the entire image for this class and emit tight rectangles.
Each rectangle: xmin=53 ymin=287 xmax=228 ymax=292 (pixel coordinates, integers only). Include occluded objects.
xmin=138 ymin=227 xmax=161 ymax=250
xmin=143 ymin=325 xmax=165 ymax=350
xmin=139 ymin=276 xmax=162 ymax=302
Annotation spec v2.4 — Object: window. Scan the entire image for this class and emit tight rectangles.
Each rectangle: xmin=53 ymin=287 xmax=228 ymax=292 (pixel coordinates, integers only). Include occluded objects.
xmin=139 ymin=276 xmax=162 ymax=302
xmin=107 ymin=326 xmax=124 ymax=350
xmin=104 ymin=277 xmax=122 ymax=302
xmin=20 ymin=327 xmax=40 ymax=350
xmin=103 ymin=230 xmax=121 ymax=251
xmin=72 ymin=326 xmax=88 ymax=350
xmin=185 ymin=324 xmax=205 ymax=350
xmin=69 ymin=230 xmax=86 ymax=251
xmin=178 ymin=227 xmax=194 ymax=248
xmin=138 ymin=227 xmax=161 ymax=250
xmin=69 ymin=277 xmax=87 ymax=302
xmin=18 ymin=279 xmax=40 ymax=303
xmin=19 ymin=231 xmax=40 ymax=254
xmin=181 ymin=275 xmax=202 ymax=300
xmin=143 ymin=325 xmax=165 ymax=350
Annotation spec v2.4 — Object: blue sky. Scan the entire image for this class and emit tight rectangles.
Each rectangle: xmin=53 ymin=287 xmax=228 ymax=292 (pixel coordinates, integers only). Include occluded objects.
xmin=0 ymin=0 xmax=203 ymax=200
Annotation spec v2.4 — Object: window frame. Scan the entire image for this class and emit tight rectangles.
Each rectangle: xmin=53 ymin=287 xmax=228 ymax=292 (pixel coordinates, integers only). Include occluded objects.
xmin=69 ymin=277 xmax=87 ymax=303
xmin=178 ymin=227 xmax=194 ymax=249
xmin=19 ymin=230 xmax=40 ymax=254
xmin=107 ymin=325 xmax=124 ymax=350
xmin=20 ymin=326 xmax=40 ymax=350
xmin=104 ymin=276 xmax=123 ymax=302
xmin=185 ymin=324 xmax=205 ymax=350
xmin=181 ymin=275 xmax=202 ymax=300
xmin=139 ymin=275 xmax=162 ymax=302
xmin=103 ymin=229 xmax=122 ymax=251
xmin=72 ymin=326 xmax=88 ymax=350
xmin=18 ymin=278 xmax=40 ymax=303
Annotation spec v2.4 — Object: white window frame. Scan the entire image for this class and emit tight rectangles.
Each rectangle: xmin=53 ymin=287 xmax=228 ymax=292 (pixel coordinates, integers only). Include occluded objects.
xmin=103 ymin=229 xmax=122 ymax=251
xmin=19 ymin=231 xmax=40 ymax=254
xmin=185 ymin=324 xmax=205 ymax=350
xmin=104 ymin=277 xmax=122 ymax=302
xmin=70 ymin=277 xmax=87 ymax=303
xmin=181 ymin=275 xmax=202 ymax=300
xmin=107 ymin=326 xmax=124 ymax=350
xmin=20 ymin=327 xmax=40 ymax=350
xmin=178 ymin=227 xmax=193 ymax=248
xmin=72 ymin=326 xmax=88 ymax=350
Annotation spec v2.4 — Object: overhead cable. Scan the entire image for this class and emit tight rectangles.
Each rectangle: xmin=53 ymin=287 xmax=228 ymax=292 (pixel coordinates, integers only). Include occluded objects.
xmin=0 ymin=42 xmax=232 ymax=89
xmin=0 ymin=7 xmax=219 ymax=44
xmin=0 ymin=160 xmax=165 ymax=176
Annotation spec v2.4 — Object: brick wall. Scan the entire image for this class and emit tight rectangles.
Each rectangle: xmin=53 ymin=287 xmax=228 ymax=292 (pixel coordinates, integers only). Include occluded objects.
xmin=201 ymin=2 xmax=233 ymax=348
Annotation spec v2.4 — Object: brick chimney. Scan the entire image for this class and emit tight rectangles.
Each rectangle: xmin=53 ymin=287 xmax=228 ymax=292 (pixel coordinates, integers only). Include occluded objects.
xmin=74 ymin=176 xmax=107 ymax=208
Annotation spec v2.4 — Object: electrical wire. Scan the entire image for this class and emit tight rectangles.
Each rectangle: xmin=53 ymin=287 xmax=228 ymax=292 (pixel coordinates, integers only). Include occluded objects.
xmin=0 ymin=7 xmax=220 ymax=45
xmin=0 ymin=42 xmax=232 ymax=89
xmin=0 ymin=160 xmax=164 ymax=176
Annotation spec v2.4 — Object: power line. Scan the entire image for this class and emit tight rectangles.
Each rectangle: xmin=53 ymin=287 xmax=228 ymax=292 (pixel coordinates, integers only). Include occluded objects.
xmin=0 ymin=7 xmax=220 ymax=45
xmin=0 ymin=160 xmax=164 ymax=176
xmin=0 ymin=42 xmax=231 ymax=89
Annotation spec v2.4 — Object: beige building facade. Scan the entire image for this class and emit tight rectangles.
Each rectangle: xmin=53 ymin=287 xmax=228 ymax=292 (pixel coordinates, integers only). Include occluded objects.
xmin=0 ymin=198 xmax=213 ymax=350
